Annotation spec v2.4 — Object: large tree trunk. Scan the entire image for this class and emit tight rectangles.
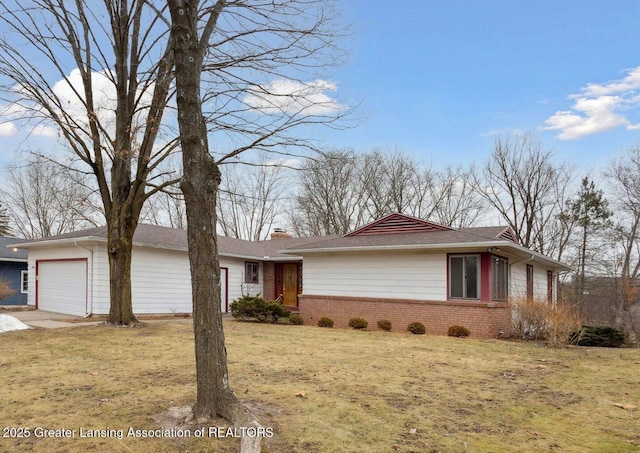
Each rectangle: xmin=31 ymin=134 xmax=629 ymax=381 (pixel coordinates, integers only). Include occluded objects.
xmin=106 ymin=218 xmax=138 ymax=325
xmin=169 ymin=1 xmax=262 ymax=451
xmin=181 ymin=153 xmax=232 ymax=417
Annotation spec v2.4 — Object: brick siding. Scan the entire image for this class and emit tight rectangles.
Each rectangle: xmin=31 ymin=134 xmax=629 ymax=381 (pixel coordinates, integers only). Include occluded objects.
xmin=299 ymin=294 xmax=511 ymax=339
xmin=262 ymin=262 xmax=276 ymax=300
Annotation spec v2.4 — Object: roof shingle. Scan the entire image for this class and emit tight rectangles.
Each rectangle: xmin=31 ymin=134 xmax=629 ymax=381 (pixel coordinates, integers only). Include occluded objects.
xmin=13 ymin=224 xmax=335 ymax=261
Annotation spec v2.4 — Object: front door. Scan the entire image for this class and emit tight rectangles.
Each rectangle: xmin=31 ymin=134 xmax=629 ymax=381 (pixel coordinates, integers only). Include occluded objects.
xmin=283 ymin=263 xmax=298 ymax=307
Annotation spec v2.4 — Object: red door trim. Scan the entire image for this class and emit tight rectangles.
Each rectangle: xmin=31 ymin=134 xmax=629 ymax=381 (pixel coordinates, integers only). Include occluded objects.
xmin=220 ymin=266 xmax=229 ymax=312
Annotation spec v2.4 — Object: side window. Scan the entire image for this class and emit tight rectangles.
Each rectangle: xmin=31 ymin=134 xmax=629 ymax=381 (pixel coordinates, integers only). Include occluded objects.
xmin=492 ymin=257 xmax=508 ymax=301
xmin=244 ymin=262 xmax=259 ymax=284
xmin=21 ymin=270 xmax=28 ymax=294
xmin=526 ymin=264 xmax=534 ymax=301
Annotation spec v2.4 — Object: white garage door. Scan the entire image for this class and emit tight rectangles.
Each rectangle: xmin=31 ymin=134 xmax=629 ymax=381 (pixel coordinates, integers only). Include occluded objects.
xmin=37 ymin=260 xmax=88 ymax=316
xmin=220 ymin=267 xmax=228 ymax=313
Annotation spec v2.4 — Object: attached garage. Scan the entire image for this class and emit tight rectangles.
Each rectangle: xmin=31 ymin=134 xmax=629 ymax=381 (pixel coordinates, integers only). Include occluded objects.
xmin=15 ymin=224 xmax=315 ymax=317
xmin=36 ymin=259 xmax=88 ymax=316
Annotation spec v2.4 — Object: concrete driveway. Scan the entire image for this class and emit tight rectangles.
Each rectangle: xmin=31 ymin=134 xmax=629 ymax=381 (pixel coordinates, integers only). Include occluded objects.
xmin=0 ymin=307 xmax=100 ymax=329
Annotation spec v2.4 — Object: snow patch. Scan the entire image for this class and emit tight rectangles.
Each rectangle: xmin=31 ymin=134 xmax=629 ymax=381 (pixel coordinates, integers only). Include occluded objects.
xmin=0 ymin=314 xmax=31 ymax=333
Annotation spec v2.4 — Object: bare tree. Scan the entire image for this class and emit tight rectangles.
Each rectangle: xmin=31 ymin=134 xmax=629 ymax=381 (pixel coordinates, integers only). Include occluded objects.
xmin=359 ymin=150 xmax=432 ymax=220
xmin=606 ymin=146 xmax=640 ymax=279
xmin=0 ymin=1 xmax=178 ymax=324
xmin=141 ymin=189 xmax=188 ymax=229
xmin=140 ymin=158 xmax=188 ymax=229
xmin=474 ymin=132 xmax=572 ymax=254
xmin=290 ymin=149 xmax=490 ymax=235
xmin=2 ymin=154 xmax=100 ymax=239
xmin=0 ymin=202 xmax=11 ymax=236
xmin=289 ymin=149 xmax=365 ymax=236
xmin=430 ymin=165 xmax=487 ymax=228
xmin=217 ymin=157 xmax=290 ymax=241
xmin=168 ymin=0 xmax=349 ymax=448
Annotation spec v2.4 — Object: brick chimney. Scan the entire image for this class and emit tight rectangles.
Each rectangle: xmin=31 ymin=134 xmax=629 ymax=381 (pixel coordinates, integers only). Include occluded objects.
xmin=270 ymin=228 xmax=293 ymax=240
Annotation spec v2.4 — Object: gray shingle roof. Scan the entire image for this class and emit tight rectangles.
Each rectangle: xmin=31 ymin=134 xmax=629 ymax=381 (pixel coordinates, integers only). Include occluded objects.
xmin=13 ymin=224 xmax=335 ymax=261
xmin=283 ymin=228 xmax=510 ymax=251
xmin=0 ymin=236 xmax=28 ymax=261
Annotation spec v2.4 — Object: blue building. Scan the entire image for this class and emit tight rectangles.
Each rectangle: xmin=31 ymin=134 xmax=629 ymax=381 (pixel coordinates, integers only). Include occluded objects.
xmin=0 ymin=237 xmax=28 ymax=305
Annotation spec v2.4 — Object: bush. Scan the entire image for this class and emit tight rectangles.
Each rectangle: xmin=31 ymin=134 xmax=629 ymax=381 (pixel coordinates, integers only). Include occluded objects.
xmin=448 ymin=325 xmax=470 ymax=337
xmin=377 ymin=319 xmax=392 ymax=331
xmin=510 ymin=298 xmax=583 ymax=346
xmin=317 ymin=317 xmax=334 ymax=328
xmin=407 ymin=321 xmax=426 ymax=335
xmin=229 ymin=295 xmax=290 ymax=323
xmin=570 ymin=326 xmax=625 ymax=348
xmin=289 ymin=313 xmax=304 ymax=325
xmin=348 ymin=317 xmax=368 ymax=330
xmin=0 ymin=279 xmax=16 ymax=302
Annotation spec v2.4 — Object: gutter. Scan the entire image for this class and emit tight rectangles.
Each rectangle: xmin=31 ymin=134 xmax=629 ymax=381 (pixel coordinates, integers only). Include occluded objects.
xmin=509 ymin=254 xmax=535 ymax=267
xmin=284 ymin=240 xmax=508 ymax=254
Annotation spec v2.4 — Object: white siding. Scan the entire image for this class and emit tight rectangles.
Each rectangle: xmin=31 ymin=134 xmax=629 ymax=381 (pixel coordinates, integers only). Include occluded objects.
xmin=510 ymin=262 xmax=552 ymax=301
xmin=130 ymin=247 xmax=192 ymax=314
xmin=302 ymin=251 xmax=447 ymax=301
xmin=125 ymin=247 xmax=240 ymax=314
xmin=220 ymin=257 xmax=263 ymax=305
xmin=27 ymin=243 xmax=249 ymax=315
xmin=91 ymin=244 xmax=111 ymax=314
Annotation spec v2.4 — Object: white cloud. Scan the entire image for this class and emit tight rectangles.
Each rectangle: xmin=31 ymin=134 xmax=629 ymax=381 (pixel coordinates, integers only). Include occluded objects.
xmin=0 ymin=122 xmax=17 ymax=137
xmin=581 ymin=67 xmax=640 ymax=97
xmin=51 ymin=68 xmax=118 ymax=128
xmin=1 ymin=68 xmax=156 ymax=144
xmin=244 ymin=79 xmax=346 ymax=116
xmin=543 ymin=66 xmax=640 ymax=140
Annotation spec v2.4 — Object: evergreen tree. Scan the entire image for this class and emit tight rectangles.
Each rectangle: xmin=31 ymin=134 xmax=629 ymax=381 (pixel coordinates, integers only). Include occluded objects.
xmin=569 ymin=177 xmax=612 ymax=299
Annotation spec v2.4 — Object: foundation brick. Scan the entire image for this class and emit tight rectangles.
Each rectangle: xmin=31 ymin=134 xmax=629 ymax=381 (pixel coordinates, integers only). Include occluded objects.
xmin=299 ymin=295 xmax=511 ymax=339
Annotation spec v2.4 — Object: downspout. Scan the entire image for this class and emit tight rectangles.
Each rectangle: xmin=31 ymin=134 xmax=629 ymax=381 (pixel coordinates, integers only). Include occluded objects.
xmin=75 ymin=242 xmax=94 ymax=317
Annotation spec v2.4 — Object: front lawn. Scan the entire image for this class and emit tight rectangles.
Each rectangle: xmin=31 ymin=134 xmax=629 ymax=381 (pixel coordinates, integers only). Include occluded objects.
xmin=0 ymin=320 xmax=638 ymax=452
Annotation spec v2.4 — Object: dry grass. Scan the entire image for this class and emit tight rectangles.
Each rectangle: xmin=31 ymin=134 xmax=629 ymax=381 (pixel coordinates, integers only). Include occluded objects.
xmin=0 ymin=319 xmax=639 ymax=452
xmin=510 ymin=298 xmax=584 ymax=346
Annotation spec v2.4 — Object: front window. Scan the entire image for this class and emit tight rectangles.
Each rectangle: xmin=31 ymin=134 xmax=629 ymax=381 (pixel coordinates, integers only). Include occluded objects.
xmin=244 ymin=262 xmax=259 ymax=284
xmin=449 ymin=255 xmax=479 ymax=299
xmin=492 ymin=257 xmax=508 ymax=301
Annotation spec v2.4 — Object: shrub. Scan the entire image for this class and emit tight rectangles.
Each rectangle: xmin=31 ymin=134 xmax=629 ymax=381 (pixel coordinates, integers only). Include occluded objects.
xmin=348 ymin=317 xmax=368 ymax=330
xmin=510 ymin=298 xmax=583 ymax=346
xmin=229 ymin=295 xmax=290 ymax=323
xmin=317 ymin=317 xmax=334 ymax=328
xmin=0 ymin=279 xmax=16 ymax=302
xmin=289 ymin=313 xmax=304 ymax=325
xmin=407 ymin=321 xmax=426 ymax=335
xmin=570 ymin=326 xmax=625 ymax=348
xmin=448 ymin=325 xmax=471 ymax=337
xmin=377 ymin=319 xmax=392 ymax=332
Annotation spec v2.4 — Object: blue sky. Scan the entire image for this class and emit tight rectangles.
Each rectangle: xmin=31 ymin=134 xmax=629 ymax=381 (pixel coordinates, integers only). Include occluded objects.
xmin=317 ymin=0 xmax=640 ymax=171
xmin=1 ymin=0 xmax=639 ymax=175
